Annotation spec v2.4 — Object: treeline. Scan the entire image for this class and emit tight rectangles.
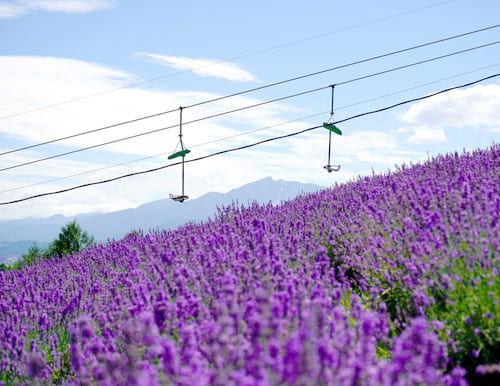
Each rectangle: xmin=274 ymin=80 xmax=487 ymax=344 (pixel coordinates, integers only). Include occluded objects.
xmin=0 ymin=221 xmax=94 ymax=271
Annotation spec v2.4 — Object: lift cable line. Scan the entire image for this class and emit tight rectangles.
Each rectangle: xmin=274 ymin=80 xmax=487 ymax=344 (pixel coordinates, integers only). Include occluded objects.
xmin=1 ymin=39 xmax=498 ymax=174
xmin=0 ymin=111 xmax=329 ymax=195
xmin=1 ymin=72 xmax=497 ymax=206
xmin=0 ymin=85 xmax=331 ymax=173
xmin=3 ymin=62 xmax=497 ymax=196
xmin=0 ymin=107 xmax=181 ymax=158
xmin=0 ymin=0 xmax=460 ymax=122
xmin=1 ymin=23 xmax=499 ymax=158
xmin=180 ymin=27 xmax=500 ymax=110
xmin=332 ymin=62 xmax=500 ymax=111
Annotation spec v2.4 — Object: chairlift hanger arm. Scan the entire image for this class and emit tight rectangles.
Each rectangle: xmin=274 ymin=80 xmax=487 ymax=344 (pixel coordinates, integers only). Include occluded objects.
xmin=323 ymin=85 xmax=342 ymax=172
xmin=170 ymin=106 xmax=190 ymax=202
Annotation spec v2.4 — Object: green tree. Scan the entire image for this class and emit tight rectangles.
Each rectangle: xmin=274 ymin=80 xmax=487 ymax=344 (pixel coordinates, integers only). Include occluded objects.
xmin=0 ymin=263 xmax=9 ymax=271
xmin=48 ymin=221 xmax=95 ymax=258
xmin=24 ymin=244 xmax=47 ymax=262
xmin=11 ymin=243 xmax=48 ymax=269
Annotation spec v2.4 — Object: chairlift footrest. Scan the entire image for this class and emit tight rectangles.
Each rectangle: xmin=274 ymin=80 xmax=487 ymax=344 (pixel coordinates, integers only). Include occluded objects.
xmin=324 ymin=164 xmax=341 ymax=173
xmin=169 ymin=194 xmax=189 ymax=203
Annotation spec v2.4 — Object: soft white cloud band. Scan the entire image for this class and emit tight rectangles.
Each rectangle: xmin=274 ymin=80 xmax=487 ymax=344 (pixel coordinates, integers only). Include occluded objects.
xmin=402 ymin=83 xmax=500 ymax=128
xmin=137 ymin=52 xmax=259 ymax=83
xmin=0 ymin=0 xmax=112 ymax=18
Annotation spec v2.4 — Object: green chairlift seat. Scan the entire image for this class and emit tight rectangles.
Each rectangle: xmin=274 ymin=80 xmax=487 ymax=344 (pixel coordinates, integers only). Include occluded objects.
xmin=168 ymin=149 xmax=191 ymax=160
xmin=323 ymin=122 xmax=342 ymax=136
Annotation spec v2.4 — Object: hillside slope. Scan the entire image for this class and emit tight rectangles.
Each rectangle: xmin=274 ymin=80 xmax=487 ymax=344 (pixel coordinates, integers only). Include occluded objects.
xmin=0 ymin=177 xmax=322 ymax=246
xmin=0 ymin=145 xmax=498 ymax=385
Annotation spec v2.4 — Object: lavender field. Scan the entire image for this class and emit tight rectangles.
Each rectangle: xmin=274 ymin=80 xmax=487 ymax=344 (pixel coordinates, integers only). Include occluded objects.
xmin=1 ymin=145 xmax=498 ymax=385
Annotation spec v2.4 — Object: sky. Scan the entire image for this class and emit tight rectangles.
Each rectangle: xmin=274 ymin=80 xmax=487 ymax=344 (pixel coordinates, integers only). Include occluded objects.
xmin=0 ymin=0 xmax=499 ymax=221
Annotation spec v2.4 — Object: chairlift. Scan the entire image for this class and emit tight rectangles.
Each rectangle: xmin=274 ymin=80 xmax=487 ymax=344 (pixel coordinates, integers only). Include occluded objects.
xmin=323 ymin=85 xmax=342 ymax=173
xmin=169 ymin=107 xmax=190 ymax=203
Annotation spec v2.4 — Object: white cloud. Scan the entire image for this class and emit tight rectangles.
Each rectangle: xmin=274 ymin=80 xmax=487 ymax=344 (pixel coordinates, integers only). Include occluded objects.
xmin=29 ymin=0 xmax=112 ymax=13
xmin=286 ymin=129 xmax=419 ymax=167
xmin=398 ymin=126 xmax=447 ymax=145
xmin=0 ymin=2 xmax=24 ymax=17
xmin=401 ymin=83 xmax=500 ymax=129
xmin=0 ymin=55 xmax=310 ymax=219
xmin=136 ymin=52 xmax=259 ymax=82
xmin=0 ymin=0 xmax=112 ymax=18
xmin=0 ymin=55 xmax=429 ymax=221
xmin=0 ymin=56 xmax=289 ymax=157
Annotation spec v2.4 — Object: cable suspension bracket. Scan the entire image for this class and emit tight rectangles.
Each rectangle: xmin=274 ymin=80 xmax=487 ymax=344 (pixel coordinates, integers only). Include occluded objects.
xmin=169 ymin=106 xmax=191 ymax=202
xmin=323 ymin=84 xmax=342 ymax=173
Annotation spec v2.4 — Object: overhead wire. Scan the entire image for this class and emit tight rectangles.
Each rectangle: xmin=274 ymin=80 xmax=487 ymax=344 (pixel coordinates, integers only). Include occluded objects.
xmin=3 ymin=60 xmax=499 ymax=196
xmin=0 ymin=0 xmax=459 ymax=122
xmin=187 ymin=60 xmax=500 ymax=145
xmin=1 ymin=72 xmax=497 ymax=206
xmin=0 ymin=85 xmax=331 ymax=173
xmin=5 ymin=58 xmax=498 ymax=195
xmin=335 ymin=41 xmax=500 ymax=86
xmin=1 ymin=22 xmax=499 ymax=158
xmin=1 ymin=39 xmax=499 ymax=174
xmin=182 ymin=26 xmax=500 ymax=109
xmin=334 ymin=62 xmax=500 ymax=111
xmin=0 ymin=112 xmax=329 ymax=195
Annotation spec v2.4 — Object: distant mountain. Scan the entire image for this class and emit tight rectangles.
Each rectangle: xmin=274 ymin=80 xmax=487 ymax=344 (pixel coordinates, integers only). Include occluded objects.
xmin=0 ymin=241 xmax=50 ymax=264
xmin=0 ymin=177 xmax=323 ymax=261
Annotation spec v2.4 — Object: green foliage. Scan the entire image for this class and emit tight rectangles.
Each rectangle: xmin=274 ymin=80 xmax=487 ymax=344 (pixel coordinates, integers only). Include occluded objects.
xmin=0 ymin=370 xmax=17 ymax=385
xmin=325 ymin=229 xmax=499 ymax=381
xmin=16 ymin=327 xmax=72 ymax=384
xmin=170 ymin=328 xmax=179 ymax=343
xmin=376 ymin=341 xmax=392 ymax=359
xmin=325 ymin=238 xmax=417 ymax=340
xmin=24 ymin=243 xmax=46 ymax=261
xmin=12 ymin=243 xmax=51 ymax=270
xmin=426 ymin=257 xmax=499 ymax=373
xmin=7 ymin=221 xmax=95 ymax=270
xmin=379 ymin=284 xmax=418 ymax=336
xmin=49 ymin=327 xmax=72 ymax=383
xmin=48 ymin=221 xmax=95 ymax=258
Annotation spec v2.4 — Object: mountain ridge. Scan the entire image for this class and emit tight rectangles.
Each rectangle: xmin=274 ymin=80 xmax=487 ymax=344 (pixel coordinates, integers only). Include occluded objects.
xmin=0 ymin=177 xmax=323 ymax=260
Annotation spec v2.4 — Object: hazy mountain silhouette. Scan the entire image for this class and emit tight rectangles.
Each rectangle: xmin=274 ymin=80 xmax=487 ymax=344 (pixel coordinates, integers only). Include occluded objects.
xmin=0 ymin=177 xmax=323 ymax=260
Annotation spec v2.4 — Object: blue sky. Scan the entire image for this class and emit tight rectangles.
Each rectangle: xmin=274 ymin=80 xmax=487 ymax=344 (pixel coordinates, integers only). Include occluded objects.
xmin=0 ymin=0 xmax=499 ymax=220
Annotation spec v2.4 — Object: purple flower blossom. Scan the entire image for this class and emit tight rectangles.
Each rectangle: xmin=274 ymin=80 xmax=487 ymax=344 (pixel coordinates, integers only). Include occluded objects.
xmin=26 ymin=352 xmax=46 ymax=378
xmin=432 ymin=320 xmax=445 ymax=330
xmin=2 ymin=145 xmax=497 ymax=384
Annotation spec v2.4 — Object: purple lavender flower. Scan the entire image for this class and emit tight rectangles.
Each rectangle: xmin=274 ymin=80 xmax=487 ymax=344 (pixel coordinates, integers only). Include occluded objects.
xmin=3 ymin=145 xmax=497 ymax=384
xmin=432 ymin=320 xmax=445 ymax=330
xmin=26 ymin=352 xmax=46 ymax=378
